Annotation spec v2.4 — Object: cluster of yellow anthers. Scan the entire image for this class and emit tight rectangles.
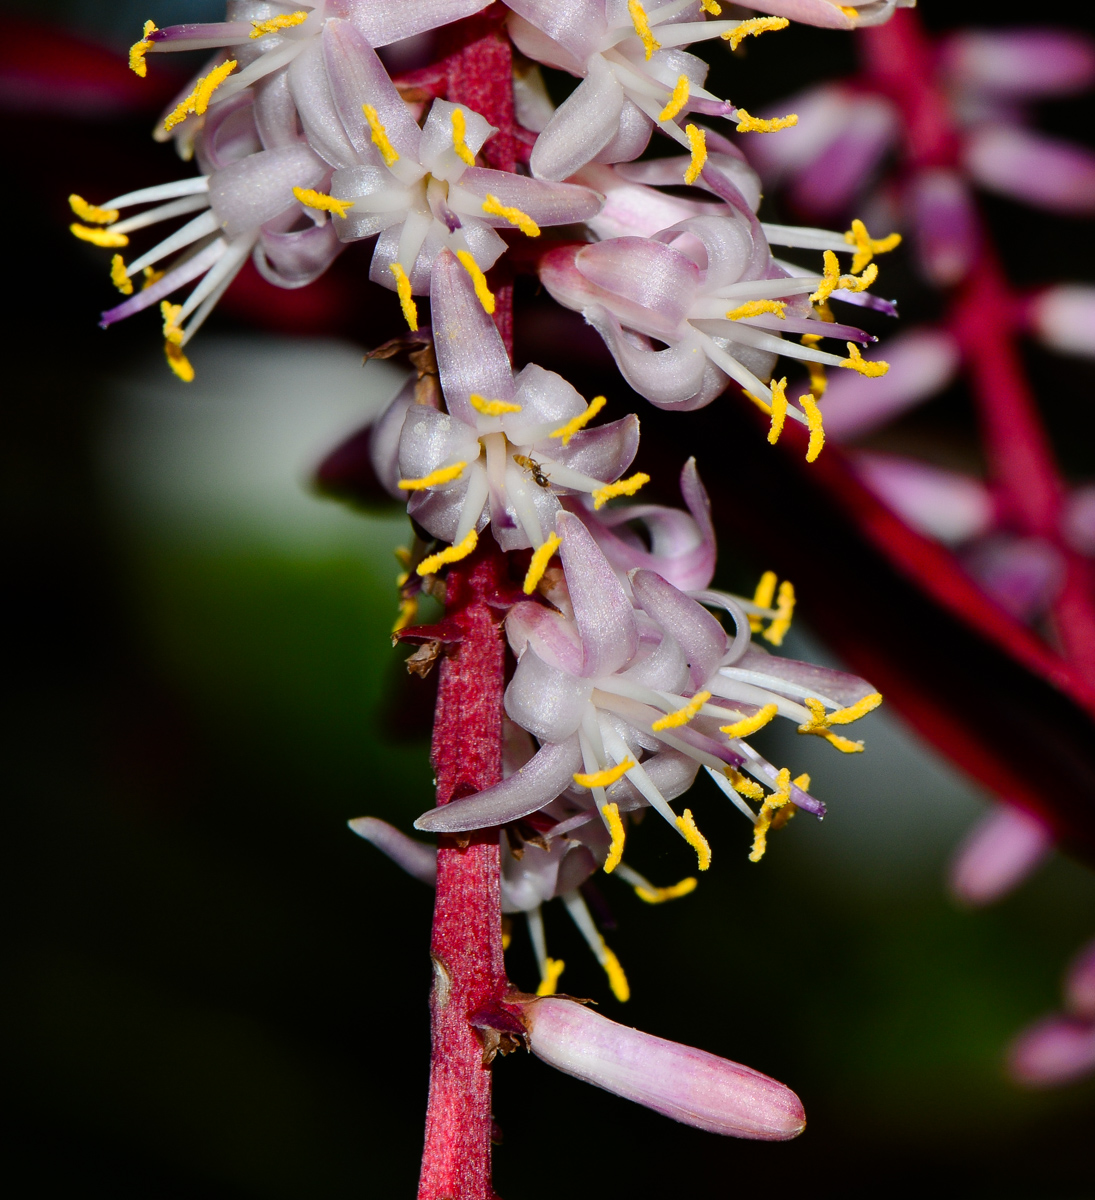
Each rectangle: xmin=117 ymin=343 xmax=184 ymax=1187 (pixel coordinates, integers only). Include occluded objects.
xmin=749 ymin=569 xmax=797 ymax=646
xmin=748 ymin=767 xmax=809 ymax=862
xmin=798 ymin=691 xmax=883 ymax=753
xmin=159 ymin=302 xmax=195 ymax=382
xmin=129 ymin=10 xmax=307 ymax=78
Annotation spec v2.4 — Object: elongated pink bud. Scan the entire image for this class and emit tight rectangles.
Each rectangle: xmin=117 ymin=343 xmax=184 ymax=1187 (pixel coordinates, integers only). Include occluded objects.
xmin=1008 ymin=1015 xmax=1095 ymax=1086
xmin=949 ymin=804 xmax=1053 ymax=906
xmin=522 ymin=997 xmax=805 ymax=1140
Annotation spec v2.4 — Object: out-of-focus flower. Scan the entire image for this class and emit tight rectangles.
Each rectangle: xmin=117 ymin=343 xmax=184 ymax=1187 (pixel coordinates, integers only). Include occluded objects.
xmin=949 ymin=804 xmax=1054 ymax=907
xmin=1009 ymin=936 xmax=1095 ymax=1086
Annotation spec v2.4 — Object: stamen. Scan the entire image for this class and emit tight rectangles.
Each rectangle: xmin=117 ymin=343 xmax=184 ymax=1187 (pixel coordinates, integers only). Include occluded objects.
xmin=720 ymin=703 xmax=778 ymax=739
xmin=455 ymin=250 xmax=495 ymax=315
xmin=801 ymin=392 xmax=825 ymax=463
xmin=602 ymin=945 xmax=631 ymax=1002
xmin=700 ymin=0 xmax=722 ymax=13
xmin=481 ymin=194 xmax=540 ymax=237
xmin=634 ymin=877 xmax=697 ymax=903
xmin=592 ymin=472 xmax=650 ymax=510
xmin=416 ymin=528 xmax=479 ymax=576
xmin=675 ymin=808 xmax=712 ymax=870
xmin=727 ymin=767 xmax=765 ymax=800
xmin=292 ymin=187 xmax=354 ymax=218
xmin=362 ymin=104 xmax=400 ymax=167
xmin=160 ymin=300 xmax=184 ymax=344
xmin=451 ymin=108 xmax=476 ymax=166
xmin=627 ymin=0 xmax=661 ymax=60
xmin=801 ymin=333 xmax=828 ymax=397
xmin=398 ymin=462 xmax=468 ymax=491
xmin=811 ymin=250 xmax=879 ymax=304
xmin=839 ymin=342 xmax=889 ymax=377
xmin=110 ymin=254 xmax=133 ymax=295
xmin=830 ymin=692 xmax=883 ymax=724
xmin=392 ymin=596 xmax=419 ymax=634
xmin=722 ymin=16 xmax=789 ymax=51
xmin=129 ymin=20 xmax=157 ymax=77
xmin=767 ymin=376 xmax=788 ymax=445
xmin=574 ymin=759 xmax=636 ymax=789
xmin=683 ymin=124 xmax=707 ymax=184
xmin=250 ymin=10 xmax=308 ymax=37
xmin=536 ymin=957 xmax=566 ymax=997
xmin=797 ymin=698 xmax=866 ymax=752
xmin=749 ymin=767 xmax=791 ymax=862
xmin=750 ymin=570 xmax=777 ymax=632
xmin=164 ymin=340 xmax=194 ymax=382
xmin=550 ymin=395 xmax=606 ymax=445
xmin=69 ymin=194 xmax=118 ymax=225
xmin=844 ymin=218 xmax=902 ymax=275
xmin=523 ymin=532 xmax=562 ymax=595
xmin=164 ymin=59 xmax=237 ymax=132
xmin=764 ymin=579 xmax=795 ymax=646
xmin=142 ymin=266 xmax=165 ymax=289
xmin=389 ymin=262 xmax=418 ymax=331
xmin=70 ymin=223 xmax=128 ymax=248
xmin=735 ymin=109 xmax=798 ymax=133
xmin=602 ymin=803 xmax=626 ymax=873
xmin=658 ymin=75 xmax=690 ymax=122
xmin=726 ymin=299 xmax=786 ymax=321
xmin=651 ymin=691 xmax=711 ymax=732
xmin=469 ymin=393 xmax=522 ymax=416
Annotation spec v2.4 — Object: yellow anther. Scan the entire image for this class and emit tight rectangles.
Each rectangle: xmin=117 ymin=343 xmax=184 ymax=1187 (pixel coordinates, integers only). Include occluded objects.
xmin=750 ymin=569 xmax=777 ymax=632
xmin=456 ymin=249 xmax=495 ymax=315
xmin=658 ymin=75 xmax=690 ymax=122
xmin=797 ymin=697 xmax=867 ymax=753
xmin=523 ymin=532 xmax=562 ymax=595
xmin=844 ymin=218 xmax=902 ymax=275
xmin=392 ymin=595 xmax=419 ymax=634
xmin=722 ymin=15 xmax=789 ymax=51
xmin=794 ymin=772 xmax=811 ymax=790
xmin=742 ymin=388 xmax=773 ymax=415
xmin=602 ymin=945 xmax=630 ymax=1002
xmin=574 ymin=759 xmax=636 ymax=789
xmin=768 ymin=376 xmax=788 ymax=446
xmin=801 ymin=392 xmax=825 ymax=463
xmin=675 ymin=808 xmax=711 ymax=871
xmin=726 ymin=767 xmax=765 ymax=800
xmin=651 ymin=691 xmax=711 ymax=732
xmin=164 ymin=340 xmax=194 ymax=382
xmin=469 ymin=393 xmax=522 ymax=416
xmin=627 ymin=0 xmax=660 ymax=59
xmin=164 ymin=59 xmax=237 ymax=132
xmin=839 ymin=341 xmax=889 ymax=378
xmin=69 ymin=194 xmax=118 ymax=225
xmin=501 ymin=916 xmax=512 ymax=951
xmin=550 ymin=395 xmax=606 ymax=446
xmin=749 ymin=767 xmax=791 ymax=862
xmin=764 ymin=579 xmax=795 ymax=646
xmin=720 ymin=702 xmax=778 ymax=739
xmin=592 ymin=472 xmax=650 ymax=510
xmin=481 ymin=194 xmax=540 ymax=237
xmin=831 ymin=692 xmax=883 ymax=724
xmin=362 ymin=104 xmax=400 ymax=167
xmin=537 ymin=957 xmax=566 ymax=997
xmin=398 ymin=462 xmax=467 ymax=491
xmin=292 ymin=186 xmax=354 ymax=218
xmin=798 ymin=697 xmax=829 ymax=733
xmin=129 ymin=20 xmax=157 ymax=77
xmin=700 ymin=0 xmax=722 ymax=13
xmin=70 ymin=223 xmax=128 ymax=248
xmin=809 ymin=250 xmax=842 ymax=304
xmin=634 ymin=877 xmax=697 ymax=904
xmin=451 ymin=107 xmax=476 ymax=166
xmin=801 ymin=334 xmax=829 ymax=398
xmin=160 ymin=301 xmax=184 ymax=344
xmin=602 ymin=803 xmax=626 ymax=873
xmin=416 ymin=528 xmax=479 ymax=576
xmin=394 ymin=545 xmax=412 ymax=568
xmin=841 ymin=7 xmax=860 ymax=18
xmin=142 ymin=266 xmax=165 ymax=289
xmin=250 ymin=10 xmax=308 ymax=37
xmin=389 ymin=262 xmax=418 ymax=331
xmin=109 ymin=255 xmax=133 ymax=295
xmin=683 ymin=124 xmax=707 ymax=185
xmin=735 ymin=108 xmax=798 ymax=133
xmin=726 ymin=299 xmax=786 ymax=321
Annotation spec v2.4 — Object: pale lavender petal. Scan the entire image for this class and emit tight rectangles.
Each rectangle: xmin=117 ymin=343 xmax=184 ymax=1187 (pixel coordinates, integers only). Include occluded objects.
xmin=254 ymin=217 xmax=342 ymax=288
xmin=253 ymin=71 xmax=301 ymax=150
xmin=530 ymin=58 xmax=625 ymax=182
xmin=370 ymin=379 xmax=419 ymax=498
xmin=508 ymin=363 xmax=587 ymax=435
xmin=501 ymin=838 xmax=573 ymax=913
xmin=964 ymin=125 xmax=1095 ymax=215
xmin=558 ymin=511 xmax=638 ymax=678
xmin=408 ymin=485 xmax=488 ymax=543
xmin=949 ymin=805 xmax=1053 ymax=907
xmin=731 ymin=0 xmax=853 ymax=29
xmin=289 ymin=37 xmax=361 ymax=171
xmin=397 ymin=404 xmax=479 ymax=480
xmin=605 ymin=749 xmax=699 ymax=810
xmin=523 ymin=998 xmax=807 ymax=1139
xmin=340 ymin=0 xmax=494 ymax=48
xmin=507 ymin=601 xmax=585 ymax=676
xmin=582 ymin=164 xmax=716 ymax=240
xmin=665 ymin=214 xmax=764 ymax=291
xmin=630 ymin=570 xmax=727 ymax=688
xmin=349 ymin=816 xmax=437 ymax=886
xmin=1030 ymin=285 xmax=1095 ymax=360
xmin=506 ymin=648 xmax=594 ymax=743
xmin=1063 ymin=485 xmax=1095 ymax=557
xmin=1009 ymin=1016 xmax=1095 ymax=1087
xmin=431 ymin=249 xmax=515 ymax=425
xmin=504 ymin=0 xmax=608 ymax=67
xmin=196 ymin=93 xmax=261 ymax=173
xmin=506 ymin=11 xmax=588 ymax=74
xmin=941 ymin=30 xmax=1095 ymax=99
xmin=1066 ymin=938 xmax=1095 ymax=1019
xmin=208 ymin=142 xmax=328 ymax=236
xmin=458 ymin=168 xmax=604 ymax=227
xmin=907 ymin=167 xmax=978 ymax=287
xmin=961 ymin=534 xmax=1066 ymax=622
xmin=548 ymin=416 xmax=639 ymax=484
xmin=730 ymin=645 xmax=878 ymax=709
xmin=821 ymin=327 xmax=961 ymax=442
xmin=420 ymin=99 xmax=496 ymax=177
xmin=851 ymin=452 xmax=994 ymax=546
xmin=620 ymin=628 xmax=690 ymax=694
xmin=414 ymin=737 xmax=584 ymax=831
xmin=592 ymin=97 xmax=653 ymax=165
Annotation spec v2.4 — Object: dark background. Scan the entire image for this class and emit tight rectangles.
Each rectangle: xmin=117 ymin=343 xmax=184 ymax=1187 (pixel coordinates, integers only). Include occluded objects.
xmin=5 ymin=1 xmax=1095 ymax=1196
